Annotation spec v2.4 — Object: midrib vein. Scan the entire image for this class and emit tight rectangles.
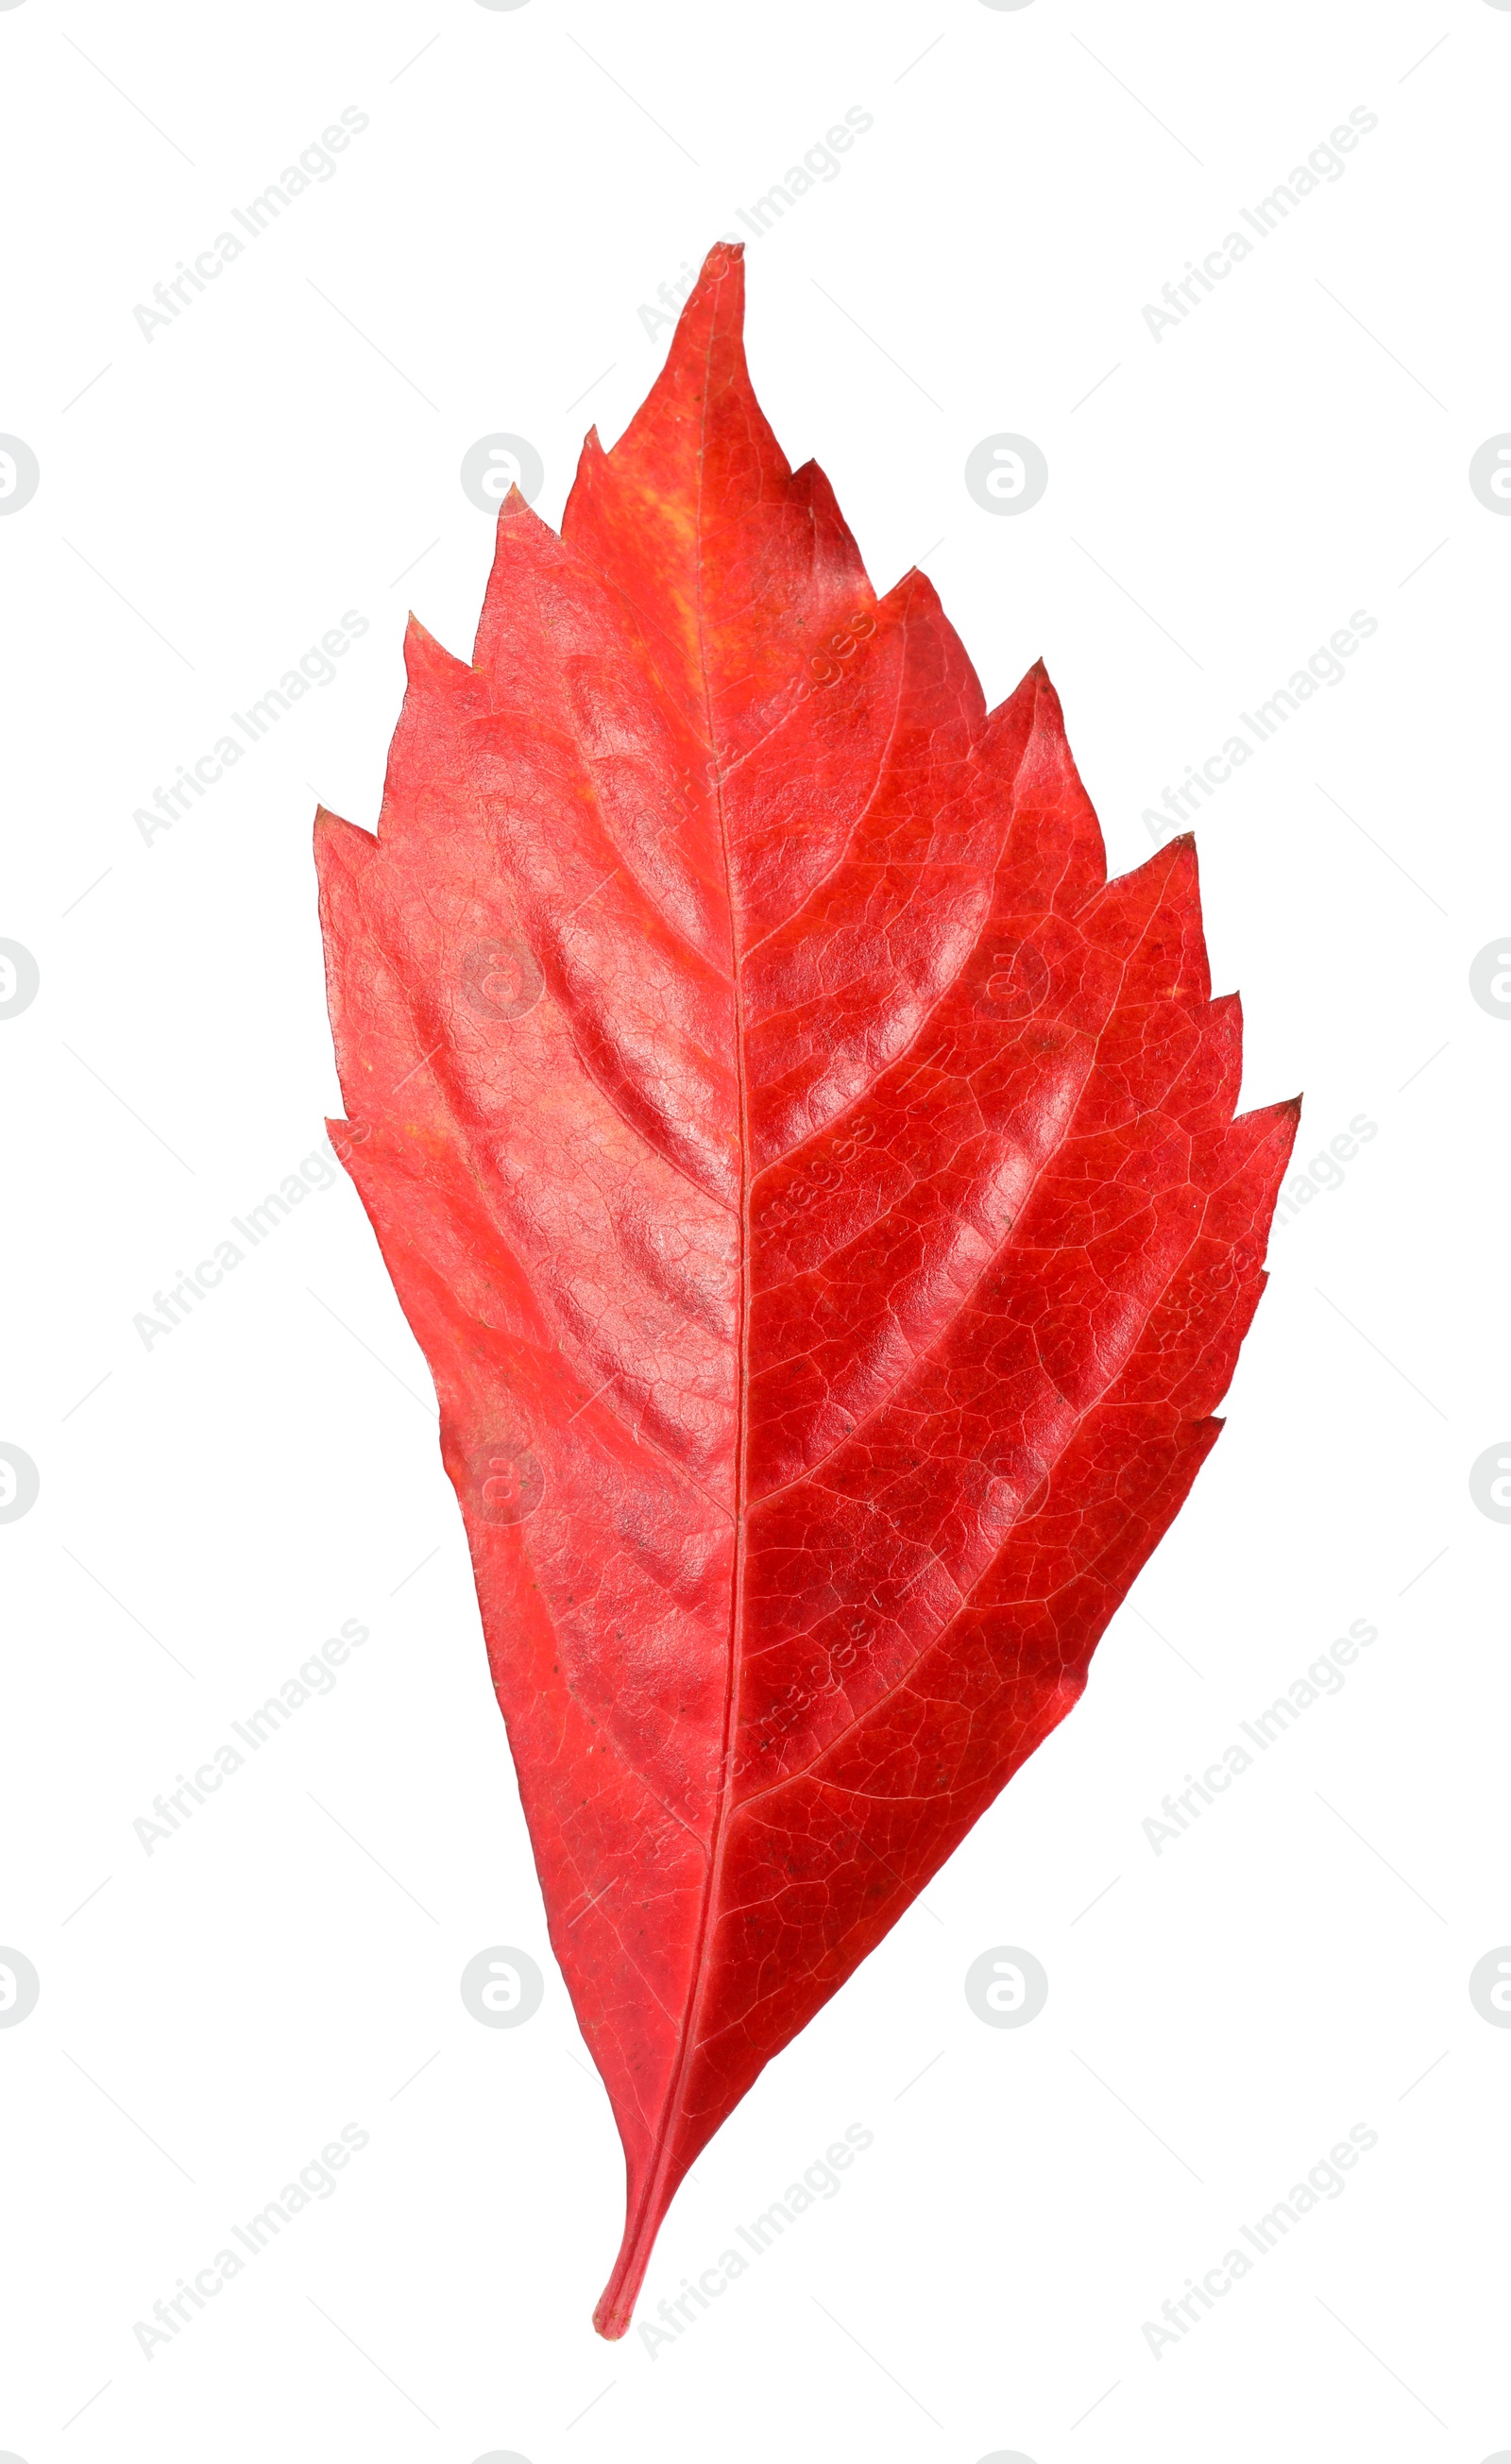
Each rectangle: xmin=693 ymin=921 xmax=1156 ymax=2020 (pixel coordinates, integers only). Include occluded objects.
xmin=632 ymin=324 xmax=755 ymax=2235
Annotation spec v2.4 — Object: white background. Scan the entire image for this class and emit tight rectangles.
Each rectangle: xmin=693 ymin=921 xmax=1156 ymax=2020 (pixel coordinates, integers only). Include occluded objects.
xmin=1 ymin=3 xmax=1507 ymax=2459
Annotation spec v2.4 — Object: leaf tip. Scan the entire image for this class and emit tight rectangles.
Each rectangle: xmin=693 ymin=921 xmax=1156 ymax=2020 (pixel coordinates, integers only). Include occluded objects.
xmin=1020 ymin=654 xmax=1063 ymax=728
xmin=401 ymin=608 xmax=470 ymax=689
xmin=665 ymin=238 xmax=748 ymax=363
xmin=312 ymin=805 xmax=377 ymax=863
xmin=1149 ymin=824 xmax=1201 ymax=898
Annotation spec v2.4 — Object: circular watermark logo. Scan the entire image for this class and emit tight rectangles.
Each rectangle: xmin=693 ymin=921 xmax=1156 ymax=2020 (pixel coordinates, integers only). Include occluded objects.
xmin=0 ymin=1446 xmax=39 ymax=1524
xmin=976 ymin=940 xmax=1050 ymax=1019
xmin=980 ymin=1 xmax=1035 ymax=9
xmin=462 ymin=937 xmax=544 ymax=1022
xmin=461 ymin=433 xmax=543 ymax=511
xmin=0 ymin=435 xmax=40 ymax=514
xmin=965 ymin=1946 xmax=1048 ymax=2027
xmin=0 ymin=1949 xmax=40 ymax=2028
xmin=473 ymin=2454 xmax=534 ymax=2462
xmin=965 ymin=434 xmax=1048 ymax=514
xmin=1469 ymin=1946 xmax=1511 ymax=2026
xmin=1469 ymin=938 xmax=1511 ymax=1016
xmin=0 ymin=941 xmax=39 ymax=1019
xmin=981 ymin=1442 xmax=1047 ymax=1525
xmin=469 ymin=1443 xmax=543 ymax=1527
xmin=461 ymin=1946 xmax=544 ymax=2028
xmin=476 ymin=0 xmax=531 ymax=8
xmin=1469 ymin=1444 xmax=1511 ymax=1522
xmin=1469 ymin=434 xmax=1511 ymax=510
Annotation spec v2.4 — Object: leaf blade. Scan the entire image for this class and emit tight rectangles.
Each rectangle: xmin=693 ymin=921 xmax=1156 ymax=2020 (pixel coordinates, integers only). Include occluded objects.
xmin=314 ymin=243 xmax=1298 ymax=2340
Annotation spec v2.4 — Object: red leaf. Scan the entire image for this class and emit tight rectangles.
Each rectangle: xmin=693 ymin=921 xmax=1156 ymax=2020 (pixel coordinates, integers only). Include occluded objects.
xmin=315 ymin=243 xmax=1298 ymax=2337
